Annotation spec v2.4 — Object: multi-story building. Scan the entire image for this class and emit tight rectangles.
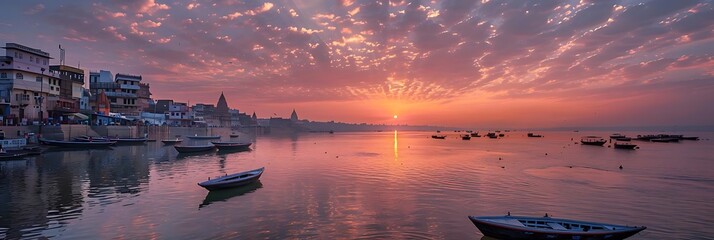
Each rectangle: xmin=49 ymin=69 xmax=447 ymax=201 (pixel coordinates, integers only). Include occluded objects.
xmin=48 ymin=64 xmax=84 ymax=122
xmin=168 ymin=102 xmax=191 ymax=127
xmin=137 ymin=82 xmax=151 ymax=112
xmin=89 ymin=70 xmax=143 ymax=118
xmin=79 ymin=88 xmax=91 ymax=112
xmin=0 ymin=43 xmax=55 ymax=125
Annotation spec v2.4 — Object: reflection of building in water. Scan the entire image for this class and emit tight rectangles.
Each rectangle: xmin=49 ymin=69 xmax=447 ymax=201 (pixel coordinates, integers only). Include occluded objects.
xmin=0 ymin=151 xmax=88 ymax=239
xmin=86 ymin=149 xmax=150 ymax=198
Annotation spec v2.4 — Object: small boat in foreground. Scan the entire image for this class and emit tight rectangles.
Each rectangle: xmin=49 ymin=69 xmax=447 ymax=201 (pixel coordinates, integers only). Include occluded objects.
xmin=40 ymin=139 xmax=116 ymax=148
xmin=469 ymin=215 xmax=646 ymax=240
xmin=174 ymin=145 xmax=215 ymax=153
xmin=187 ymin=135 xmax=221 ymax=140
xmin=614 ymin=142 xmax=638 ymax=149
xmin=211 ymin=142 xmax=252 ymax=151
xmin=198 ymin=167 xmax=265 ymax=191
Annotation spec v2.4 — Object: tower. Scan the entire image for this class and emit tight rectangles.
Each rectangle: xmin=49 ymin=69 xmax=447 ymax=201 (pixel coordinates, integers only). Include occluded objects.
xmin=215 ymin=92 xmax=230 ymax=127
xmin=290 ymin=109 xmax=298 ymax=122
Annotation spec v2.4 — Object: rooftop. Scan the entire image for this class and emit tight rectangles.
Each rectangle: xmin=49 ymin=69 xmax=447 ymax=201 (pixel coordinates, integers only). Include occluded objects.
xmin=3 ymin=43 xmax=52 ymax=58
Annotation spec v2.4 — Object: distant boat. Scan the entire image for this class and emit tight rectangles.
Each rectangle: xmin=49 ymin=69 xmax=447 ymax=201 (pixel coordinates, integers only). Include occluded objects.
xmin=470 ymin=132 xmax=481 ymax=137
xmin=498 ymin=133 xmax=505 ymax=137
xmin=40 ymin=138 xmax=116 ymax=148
xmin=486 ymin=133 xmax=498 ymax=138
xmin=651 ymin=138 xmax=679 ymax=143
xmin=462 ymin=135 xmax=472 ymax=140
xmin=432 ymin=135 xmax=446 ymax=139
xmin=581 ymin=136 xmax=607 ymax=146
xmin=162 ymin=139 xmax=183 ymax=145
xmin=174 ymin=145 xmax=215 ymax=153
xmin=187 ymin=135 xmax=221 ymax=140
xmin=329 ymin=130 xmax=334 ymax=134
xmin=198 ymin=167 xmax=265 ymax=191
xmin=211 ymin=141 xmax=252 ymax=151
xmin=468 ymin=215 xmax=646 ymax=240
xmin=527 ymin=133 xmax=543 ymax=138
xmin=681 ymin=136 xmax=699 ymax=140
xmin=229 ymin=133 xmax=240 ymax=138
xmin=610 ymin=133 xmax=625 ymax=139
xmin=614 ymin=142 xmax=638 ymax=149
xmin=73 ymin=135 xmax=112 ymax=142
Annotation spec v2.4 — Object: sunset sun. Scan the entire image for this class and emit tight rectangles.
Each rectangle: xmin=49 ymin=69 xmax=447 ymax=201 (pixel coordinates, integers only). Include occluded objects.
xmin=393 ymin=115 xmax=398 ymax=119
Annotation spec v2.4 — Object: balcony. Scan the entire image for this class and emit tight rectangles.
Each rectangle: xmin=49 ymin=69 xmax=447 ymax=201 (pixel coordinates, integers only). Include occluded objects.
xmin=104 ymin=91 xmax=137 ymax=98
xmin=120 ymin=84 xmax=140 ymax=90
xmin=90 ymin=82 xmax=119 ymax=89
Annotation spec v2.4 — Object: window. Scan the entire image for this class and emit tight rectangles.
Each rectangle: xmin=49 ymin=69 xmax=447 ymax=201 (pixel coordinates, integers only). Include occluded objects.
xmin=36 ymin=76 xmax=42 ymax=82
xmin=0 ymin=72 xmax=6 ymax=78
xmin=43 ymin=59 xmax=47 ymax=65
xmin=30 ymin=56 xmax=34 ymax=62
xmin=14 ymin=52 xmax=18 ymax=58
xmin=18 ymin=53 xmax=23 ymax=59
xmin=16 ymin=73 xmax=23 ymax=79
xmin=36 ymin=58 xmax=40 ymax=64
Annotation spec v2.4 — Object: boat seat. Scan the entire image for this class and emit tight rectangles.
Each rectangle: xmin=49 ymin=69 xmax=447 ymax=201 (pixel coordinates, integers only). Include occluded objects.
xmin=547 ymin=222 xmax=569 ymax=230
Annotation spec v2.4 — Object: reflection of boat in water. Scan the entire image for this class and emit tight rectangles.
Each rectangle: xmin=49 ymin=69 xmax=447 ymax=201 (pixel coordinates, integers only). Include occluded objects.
xmin=198 ymin=167 xmax=264 ymax=191
xmin=199 ymin=181 xmax=263 ymax=208
xmin=469 ymin=215 xmax=646 ymax=240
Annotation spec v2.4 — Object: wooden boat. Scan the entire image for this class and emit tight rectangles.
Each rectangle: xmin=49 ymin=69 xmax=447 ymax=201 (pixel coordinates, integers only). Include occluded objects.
xmin=174 ymin=145 xmax=215 ymax=153
xmin=614 ymin=142 xmax=638 ymax=149
xmin=162 ymin=139 xmax=183 ymax=145
xmin=40 ymin=138 xmax=116 ymax=148
xmin=468 ymin=215 xmax=646 ymax=240
xmin=651 ymin=138 xmax=679 ymax=143
xmin=470 ymin=132 xmax=481 ymax=137
xmin=211 ymin=142 xmax=252 ymax=151
xmin=0 ymin=152 xmax=29 ymax=161
xmin=198 ymin=167 xmax=265 ymax=191
xmin=581 ymin=136 xmax=606 ymax=146
xmin=486 ymin=133 xmax=498 ymax=139
xmin=527 ymin=133 xmax=543 ymax=138
xmin=187 ymin=135 xmax=221 ymax=140
xmin=73 ymin=135 xmax=112 ymax=142
xmin=229 ymin=133 xmax=240 ymax=138
xmin=109 ymin=137 xmax=148 ymax=144
xmin=462 ymin=135 xmax=472 ymax=140
xmin=431 ymin=135 xmax=446 ymax=139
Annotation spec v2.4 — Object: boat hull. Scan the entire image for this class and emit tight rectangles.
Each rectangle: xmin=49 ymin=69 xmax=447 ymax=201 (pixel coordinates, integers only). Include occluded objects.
xmin=40 ymin=139 xmax=116 ymax=148
xmin=198 ymin=167 xmax=264 ymax=191
xmin=211 ymin=142 xmax=252 ymax=151
xmin=469 ymin=216 xmax=645 ymax=240
xmin=162 ymin=139 xmax=183 ymax=145
xmin=614 ymin=144 xmax=637 ymax=149
xmin=174 ymin=145 xmax=215 ymax=153
xmin=581 ymin=141 xmax=606 ymax=146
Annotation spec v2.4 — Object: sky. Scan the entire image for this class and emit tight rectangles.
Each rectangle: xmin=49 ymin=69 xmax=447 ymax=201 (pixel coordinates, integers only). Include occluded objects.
xmin=1 ymin=0 xmax=713 ymax=128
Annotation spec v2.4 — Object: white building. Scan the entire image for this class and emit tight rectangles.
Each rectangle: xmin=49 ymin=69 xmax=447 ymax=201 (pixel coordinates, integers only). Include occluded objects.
xmin=0 ymin=43 xmax=58 ymax=125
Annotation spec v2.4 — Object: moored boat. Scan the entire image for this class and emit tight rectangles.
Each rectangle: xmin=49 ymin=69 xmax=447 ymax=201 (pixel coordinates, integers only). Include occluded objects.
xmin=73 ymin=135 xmax=112 ymax=142
xmin=108 ymin=137 xmax=148 ymax=144
xmin=462 ymin=135 xmax=472 ymax=140
xmin=486 ymin=132 xmax=498 ymax=138
xmin=651 ymin=138 xmax=679 ymax=143
xmin=211 ymin=142 xmax=252 ymax=151
xmin=468 ymin=215 xmax=646 ymax=240
xmin=40 ymin=138 xmax=116 ymax=148
xmin=581 ymin=136 xmax=606 ymax=146
xmin=174 ymin=145 xmax=215 ymax=153
xmin=614 ymin=142 xmax=638 ymax=149
xmin=0 ymin=152 xmax=29 ymax=161
xmin=470 ymin=132 xmax=481 ymax=137
xmin=198 ymin=167 xmax=265 ymax=191
xmin=681 ymin=136 xmax=699 ymax=140
xmin=162 ymin=139 xmax=183 ymax=145
xmin=229 ymin=133 xmax=240 ymax=138
xmin=431 ymin=135 xmax=446 ymax=139
xmin=527 ymin=133 xmax=543 ymax=138
xmin=187 ymin=135 xmax=221 ymax=140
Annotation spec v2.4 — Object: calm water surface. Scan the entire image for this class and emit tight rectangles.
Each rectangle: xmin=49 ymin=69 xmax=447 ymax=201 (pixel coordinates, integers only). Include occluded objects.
xmin=1 ymin=131 xmax=713 ymax=239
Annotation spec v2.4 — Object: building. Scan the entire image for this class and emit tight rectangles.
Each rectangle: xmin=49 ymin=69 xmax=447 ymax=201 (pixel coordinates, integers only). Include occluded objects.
xmin=290 ymin=109 xmax=299 ymax=122
xmin=168 ymin=102 xmax=191 ymax=127
xmin=213 ymin=92 xmax=231 ymax=127
xmin=190 ymin=103 xmax=214 ymax=123
xmin=89 ymin=70 xmax=143 ymax=118
xmin=153 ymin=99 xmax=173 ymax=114
xmin=48 ymin=64 xmax=84 ymax=122
xmin=0 ymin=43 xmax=55 ymax=125
xmin=137 ymin=82 xmax=151 ymax=112
xmin=79 ymin=88 xmax=91 ymax=112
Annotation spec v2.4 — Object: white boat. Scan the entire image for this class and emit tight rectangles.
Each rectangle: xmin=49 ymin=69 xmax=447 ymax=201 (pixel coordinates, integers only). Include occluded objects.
xmin=198 ymin=167 xmax=264 ymax=191
xmin=469 ymin=214 xmax=646 ymax=240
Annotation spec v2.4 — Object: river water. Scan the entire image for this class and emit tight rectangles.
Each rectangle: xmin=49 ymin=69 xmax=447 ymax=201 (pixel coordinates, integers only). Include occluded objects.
xmin=1 ymin=131 xmax=712 ymax=239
